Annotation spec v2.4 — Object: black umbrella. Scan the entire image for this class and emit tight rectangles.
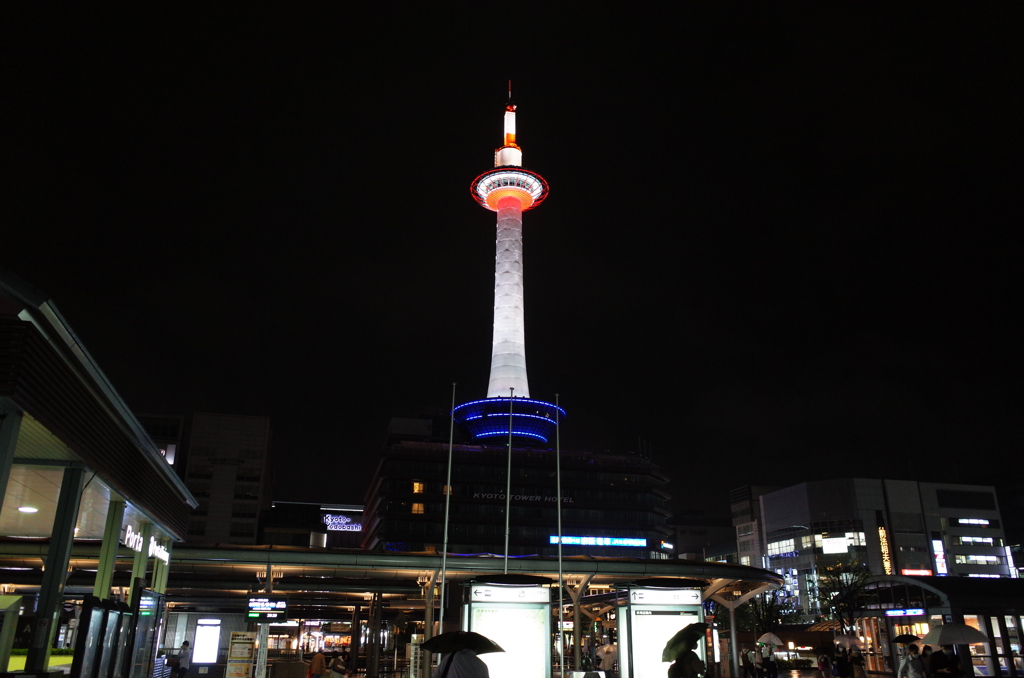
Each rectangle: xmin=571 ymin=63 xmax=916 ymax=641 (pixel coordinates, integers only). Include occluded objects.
xmin=892 ymin=634 xmax=920 ymax=644
xmin=421 ymin=631 xmax=504 ymax=655
xmin=662 ymin=623 xmax=709 ymax=662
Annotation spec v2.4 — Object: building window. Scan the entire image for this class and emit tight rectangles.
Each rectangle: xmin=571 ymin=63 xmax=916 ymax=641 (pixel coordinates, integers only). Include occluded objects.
xmin=953 ymin=554 xmax=1001 ymax=565
xmin=737 ymin=522 xmax=755 ymax=537
xmin=412 ymin=503 xmax=425 ymax=514
xmin=956 ymin=536 xmax=1000 ymax=546
xmin=412 ymin=482 xmax=425 ymax=494
xmin=768 ymin=539 xmax=795 ymax=556
xmin=443 ymin=485 xmax=452 ymax=495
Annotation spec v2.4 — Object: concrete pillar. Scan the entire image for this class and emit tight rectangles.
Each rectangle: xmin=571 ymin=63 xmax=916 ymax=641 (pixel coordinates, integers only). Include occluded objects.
xmin=127 ymin=521 xmax=153 ymax=602
xmin=0 ymin=403 xmax=23 ymax=507
xmin=152 ymin=539 xmax=172 ymax=594
xmin=26 ymin=465 xmax=85 ymax=673
xmin=350 ymin=604 xmax=362 ymax=674
xmin=93 ymin=499 xmax=126 ymax=599
xmin=486 ymin=195 xmax=530 ymax=398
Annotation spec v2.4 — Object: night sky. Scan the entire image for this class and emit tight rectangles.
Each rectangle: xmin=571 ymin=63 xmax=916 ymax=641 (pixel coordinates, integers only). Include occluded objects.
xmin=3 ymin=7 xmax=1020 ymax=517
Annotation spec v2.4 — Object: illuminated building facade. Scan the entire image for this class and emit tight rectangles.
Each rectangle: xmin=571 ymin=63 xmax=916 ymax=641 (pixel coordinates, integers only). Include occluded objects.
xmin=360 ymin=425 xmax=672 ymax=558
xmin=753 ymin=479 xmax=1013 ymax=621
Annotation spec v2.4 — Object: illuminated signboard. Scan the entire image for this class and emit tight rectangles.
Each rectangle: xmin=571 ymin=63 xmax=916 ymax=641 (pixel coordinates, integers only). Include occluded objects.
xmin=194 ymin=619 xmax=222 ymax=664
xmin=247 ymin=595 xmax=289 ymax=621
xmin=470 ymin=586 xmax=550 ymax=603
xmin=122 ymin=525 xmax=170 ymax=564
xmin=932 ymin=540 xmax=948 ymax=576
xmin=550 ymin=535 xmax=647 ymax=547
xmin=323 ymin=513 xmax=362 ymax=532
xmin=901 ymin=569 xmax=933 ymax=576
xmin=629 ymin=589 xmax=702 ymax=605
xmin=885 ymin=609 xmax=925 ymax=617
xmin=822 ymin=537 xmax=848 ymax=554
xmin=878 ymin=527 xmax=893 ymax=575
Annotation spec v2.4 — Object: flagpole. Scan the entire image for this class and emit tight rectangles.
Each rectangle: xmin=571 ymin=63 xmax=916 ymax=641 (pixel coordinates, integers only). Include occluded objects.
xmin=503 ymin=387 xmax=514 ymax=574
xmin=439 ymin=382 xmax=456 ymax=633
xmin=555 ymin=393 xmax=565 ymax=677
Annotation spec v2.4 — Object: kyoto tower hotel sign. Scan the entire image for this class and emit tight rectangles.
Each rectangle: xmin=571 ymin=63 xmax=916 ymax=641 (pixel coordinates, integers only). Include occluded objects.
xmin=452 ymin=89 xmax=565 ymax=443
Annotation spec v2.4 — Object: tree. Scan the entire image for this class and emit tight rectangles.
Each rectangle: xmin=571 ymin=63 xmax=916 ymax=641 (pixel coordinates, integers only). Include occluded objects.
xmin=736 ymin=591 xmax=802 ymax=634
xmin=814 ymin=561 xmax=875 ymax=634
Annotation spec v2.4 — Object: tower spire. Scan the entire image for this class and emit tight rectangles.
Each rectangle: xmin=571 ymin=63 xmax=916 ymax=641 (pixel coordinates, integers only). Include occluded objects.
xmin=454 ymin=90 xmax=563 ymax=445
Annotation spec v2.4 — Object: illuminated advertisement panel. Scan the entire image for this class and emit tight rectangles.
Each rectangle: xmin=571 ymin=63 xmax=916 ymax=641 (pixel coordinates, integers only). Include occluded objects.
xmin=822 ymin=538 xmax=848 ymax=554
xmin=466 ymin=586 xmax=550 ymax=678
xmin=629 ymin=610 xmax=700 ymax=678
xmin=619 ymin=588 xmax=703 ymax=678
xmin=194 ymin=620 xmax=222 ymax=664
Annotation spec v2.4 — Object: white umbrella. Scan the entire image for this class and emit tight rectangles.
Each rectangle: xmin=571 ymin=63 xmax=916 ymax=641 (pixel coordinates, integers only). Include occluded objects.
xmin=918 ymin=624 xmax=988 ymax=646
xmin=834 ymin=635 xmax=865 ymax=648
xmin=758 ymin=633 xmax=784 ymax=646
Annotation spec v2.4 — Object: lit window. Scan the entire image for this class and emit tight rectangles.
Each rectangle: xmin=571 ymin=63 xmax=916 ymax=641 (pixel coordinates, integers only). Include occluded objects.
xmin=412 ymin=503 xmax=424 ymax=515
xmin=442 ymin=485 xmax=452 ymax=495
xmin=412 ymin=482 xmax=424 ymax=494
xmin=953 ymin=554 xmax=1000 ymax=565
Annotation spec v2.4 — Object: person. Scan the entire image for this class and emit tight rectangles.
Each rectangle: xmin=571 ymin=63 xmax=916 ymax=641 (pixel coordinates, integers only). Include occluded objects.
xmin=749 ymin=647 xmax=764 ymax=678
xmin=310 ymin=650 xmax=327 ymax=678
xmin=329 ymin=652 xmax=346 ymax=678
xmin=834 ymin=645 xmax=849 ymax=678
xmin=668 ymin=649 xmax=706 ymax=678
xmin=761 ymin=644 xmax=778 ymax=678
xmin=817 ymin=651 xmax=831 ymax=678
xmin=598 ymin=643 xmax=617 ymax=673
xmin=742 ymin=647 xmax=758 ymax=678
xmin=929 ymin=646 xmax=962 ymax=678
xmin=898 ymin=644 xmax=927 ymax=678
xmin=920 ymin=647 xmax=934 ymax=678
xmin=849 ymin=647 xmax=865 ymax=678
xmin=432 ymin=648 xmax=489 ymax=678
xmin=176 ymin=640 xmax=192 ymax=678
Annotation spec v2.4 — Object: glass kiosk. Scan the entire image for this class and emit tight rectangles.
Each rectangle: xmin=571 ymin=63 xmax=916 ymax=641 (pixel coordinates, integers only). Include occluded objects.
xmin=463 ymin=577 xmax=552 ymax=678
xmin=617 ymin=583 xmax=704 ymax=678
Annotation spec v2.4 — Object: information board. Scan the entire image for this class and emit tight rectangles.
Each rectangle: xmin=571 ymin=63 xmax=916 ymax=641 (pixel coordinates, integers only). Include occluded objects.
xmin=246 ymin=595 xmax=289 ymax=621
xmin=630 ymin=610 xmax=700 ymax=678
xmin=227 ymin=632 xmax=256 ymax=678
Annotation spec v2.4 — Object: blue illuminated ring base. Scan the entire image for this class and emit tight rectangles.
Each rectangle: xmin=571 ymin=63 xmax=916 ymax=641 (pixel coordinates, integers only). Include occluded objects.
xmin=453 ymin=397 xmax=566 ymax=444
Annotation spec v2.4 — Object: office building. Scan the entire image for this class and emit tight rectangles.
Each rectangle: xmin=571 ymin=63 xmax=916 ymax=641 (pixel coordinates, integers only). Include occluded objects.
xmin=181 ymin=412 xmax=272 ymax=544
xmin=754 ymin=479 xmax=1013 ymax=619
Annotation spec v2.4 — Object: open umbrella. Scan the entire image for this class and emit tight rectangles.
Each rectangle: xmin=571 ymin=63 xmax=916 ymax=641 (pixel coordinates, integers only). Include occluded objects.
xmin=421 ymin=631 xmax=504 ymax=655
xmin=834 ymin=635 xmax=865 ymax=649
xmin=918 ymin=624 xmax=988 ymax=646
xmin=892 ymin=634 xmax=921 ymax=644
xmin=758 ymin=633 xmax=784 ymax=646
xmin=662 ymin=622 xmax=709 ymax=662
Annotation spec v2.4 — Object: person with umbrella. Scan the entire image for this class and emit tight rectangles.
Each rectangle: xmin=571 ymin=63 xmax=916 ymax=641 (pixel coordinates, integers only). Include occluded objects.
xmin=422 ymin=631 xmax=503 ymax=678
xmin=928 ymin=647 xmax=963 ymax=678
xmin=663 ymin=623 xmax=708 ymax=678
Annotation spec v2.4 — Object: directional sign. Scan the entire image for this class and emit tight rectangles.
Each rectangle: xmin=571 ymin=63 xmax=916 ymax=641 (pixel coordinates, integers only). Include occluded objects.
xmin=469 ymin=586 xmax=549 ymax=603
xmin=628 ymin=588 xmax=701 ymax=605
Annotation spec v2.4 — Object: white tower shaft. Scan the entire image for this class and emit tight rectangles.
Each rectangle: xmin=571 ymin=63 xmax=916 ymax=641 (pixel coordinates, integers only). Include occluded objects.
xmin=487 ymin=195 xmax=530 ymax=398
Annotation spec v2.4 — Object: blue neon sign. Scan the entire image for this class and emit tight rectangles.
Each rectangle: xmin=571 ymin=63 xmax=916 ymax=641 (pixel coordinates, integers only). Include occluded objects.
xmin=550 ymin=536 xmax=647 ymax=547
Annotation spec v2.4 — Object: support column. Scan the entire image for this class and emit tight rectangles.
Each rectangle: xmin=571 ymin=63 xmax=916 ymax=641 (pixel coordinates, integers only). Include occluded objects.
xmin=486 ymin=195 xmax=530 ymax=398
xmin=152 ymin=539 xmax=172 ymax=594
xmin=350 ymin=604 xmax=362 ymax=676
xmin=127 ymin=521 xmax=152 ymax=603
xmin=566 ymin=575 xmax=593 ymax=671
xmin=253 ymin=564 xmax=272 ymax=678
xmin=367 ymin=592 xmax=381 ymax=678
xmin=0 ymin=403 xmax=23 ymax=507
xmin=93 ymin=499 xmax=126 ymax=599
xmin=26 ymin=466 xmax=85 ymax=673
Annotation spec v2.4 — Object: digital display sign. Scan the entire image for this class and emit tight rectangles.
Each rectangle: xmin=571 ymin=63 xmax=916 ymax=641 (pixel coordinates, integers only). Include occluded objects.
xmin=246 ymin=595 xmax=289 ymax=620
xmin=549 ymin=535 xmax=647 ymax=547
xmin=885 ymin=609 xmax=925 ymax=617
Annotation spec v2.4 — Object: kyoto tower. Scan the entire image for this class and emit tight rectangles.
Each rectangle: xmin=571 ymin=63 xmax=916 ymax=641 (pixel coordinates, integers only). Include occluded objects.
xmin=452 ymin=87 xmax=565 ymax=444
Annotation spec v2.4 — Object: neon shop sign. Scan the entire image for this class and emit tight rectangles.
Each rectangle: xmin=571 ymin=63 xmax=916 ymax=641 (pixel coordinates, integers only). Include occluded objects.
xmin=323 ymin=514 xmax=362 ymax=532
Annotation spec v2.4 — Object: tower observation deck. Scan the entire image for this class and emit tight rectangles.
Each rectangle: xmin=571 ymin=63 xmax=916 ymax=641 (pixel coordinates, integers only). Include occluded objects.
xmin=453 ymin=90 xmax=565 ymax=444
